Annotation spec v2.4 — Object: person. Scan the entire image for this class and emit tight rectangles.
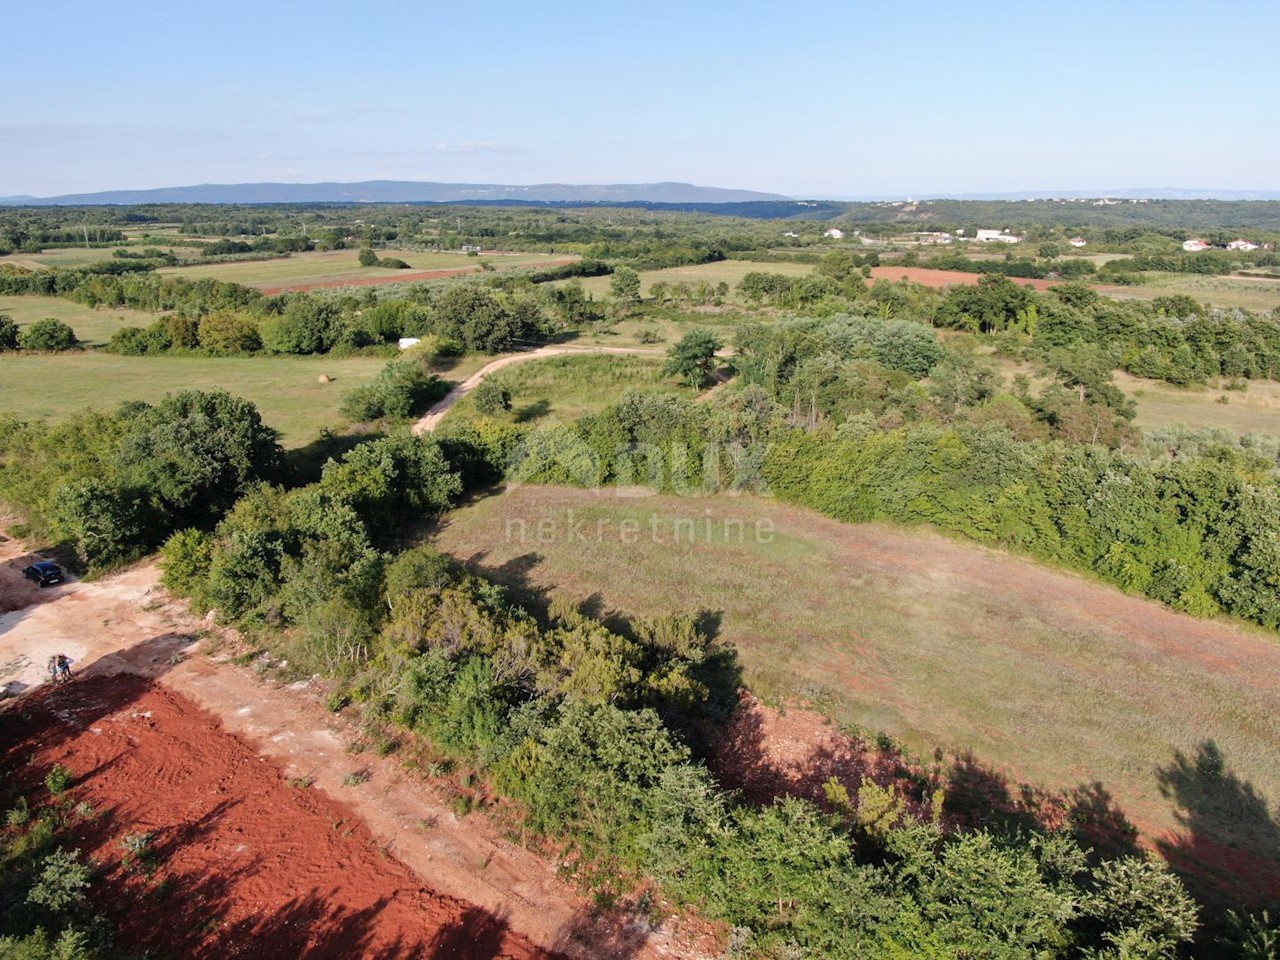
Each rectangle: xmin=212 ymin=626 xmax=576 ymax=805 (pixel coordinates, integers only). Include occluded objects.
xmin=47 ymin=656 xmax=59 ymax=684
xmin=56 ymin=655 xmax=72 ymax=682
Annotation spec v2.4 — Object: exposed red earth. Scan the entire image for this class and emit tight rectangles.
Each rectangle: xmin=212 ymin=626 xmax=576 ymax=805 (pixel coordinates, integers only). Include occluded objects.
xmin=3 ymin=677 xmax=562 ymax=960
xmin=0 ymin=535 xmax=716 ymax=960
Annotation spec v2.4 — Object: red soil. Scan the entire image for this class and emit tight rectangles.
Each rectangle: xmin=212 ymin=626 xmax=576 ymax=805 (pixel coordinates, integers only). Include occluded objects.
xmin=260 ymin=259 xmax=577 ymax=295
xmin=2 ymin=675 xmax=562 ymax=960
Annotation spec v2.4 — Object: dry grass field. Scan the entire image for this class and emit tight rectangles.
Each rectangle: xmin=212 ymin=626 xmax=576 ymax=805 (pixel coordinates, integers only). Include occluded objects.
xmin=0 ymin=294 xmax=161 ymax=347
xmin=1117 ymin=371 xmax=1280 ymax=438
xmin=0 ymin=352 xmax=386 ymax=445
xmin=433 ymin=485 xmax=1280 ymax=886
xmin=155 ymin=249 xmax=570 ymax=290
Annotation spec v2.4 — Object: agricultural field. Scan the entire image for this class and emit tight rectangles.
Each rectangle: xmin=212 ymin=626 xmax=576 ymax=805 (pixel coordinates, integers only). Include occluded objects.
xmin=156 ymin=248 xmax=574 ymax=291
xmin=1117 ymin=371 xmax=1280 ymax=438
xmin=564 ymin=258 xmax=815 ymax=301
xmin=438 ymin=352 xmax=683 ymax=429
xmin=1109 ymin=271 xmax=1280 ymax=313
xmin=432 ymin=485 xmax=1280 ymax=876
xmin=0 ymin=294 xmax=161 ymax=346
xmin=0 ymin=352 xmax=386 ymax=445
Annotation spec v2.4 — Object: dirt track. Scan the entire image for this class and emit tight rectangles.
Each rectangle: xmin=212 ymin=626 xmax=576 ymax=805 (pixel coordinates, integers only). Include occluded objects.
xmin=0 ymin=536 xmax=712 ymax=960
xmin=411 ymin=346 xmax=662 ymax=435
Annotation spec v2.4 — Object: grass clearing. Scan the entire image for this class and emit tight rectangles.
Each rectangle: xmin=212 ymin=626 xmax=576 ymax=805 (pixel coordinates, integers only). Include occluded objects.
xmin=0 ymin=295 xmax=162 ymax=347
xmin=0 ymin=352 xmax=386 ymax=446
xmin=155 ymin=249 xmax=571 ymax=289
xmin=1116 ymin=372 xmax=1280 ymax=438
xmin=1107 ymin=272 xmax=1280 ymax=313
xmin=432 ymin=485 xmax=1280 ymax=856
xmin=439 ymin=352 xmax=685 ymax=428
xmin=563 ymin=259 xmax=815 ymax=301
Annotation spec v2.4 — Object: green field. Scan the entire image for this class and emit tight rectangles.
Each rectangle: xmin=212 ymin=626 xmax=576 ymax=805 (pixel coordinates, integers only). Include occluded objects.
xmin=0 ymin=352 xmax=386 ymax=446
xmin=1108 ymin=272 xmax=1280 ymax=313
xmin=440 ymin=352 xmax=684 ymax=428
xmin=564 ymin=258 xmax=815 ymax=301
xmin=1117 ymin=372 xmax=1280 ymax=438
xmin=156 ymin=249 xmax=571 ymax=289
xmin=432 ymin=485 xmax=1280 ymax=857
xmin=0 ymin=295 xmax=165 ymax=348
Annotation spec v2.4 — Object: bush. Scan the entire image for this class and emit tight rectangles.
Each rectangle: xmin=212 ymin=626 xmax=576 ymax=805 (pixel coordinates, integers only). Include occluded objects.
xmin=0 ymin=314 xmax=18 ymax=350
xmin=26 ymin=849 xmax=90 ymax=913
xmin=18 ymin=318 xmax=78 ymax=351
xmin=358 ymin=247 xmax=378 ymax=267
xmin=197 ymin=311 xmax=261 ymax=354
xmin=339 ymin=359 xmax=446 ymax=421
xmin=44 ymin=764 xmax=73 ymax=795
xmin=471 ymin=379 xmax=512 ymax=416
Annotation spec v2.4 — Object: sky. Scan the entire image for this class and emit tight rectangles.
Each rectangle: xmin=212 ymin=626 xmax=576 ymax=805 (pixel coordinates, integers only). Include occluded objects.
xmin=3 ymin=0 xmax=1277 ymax=199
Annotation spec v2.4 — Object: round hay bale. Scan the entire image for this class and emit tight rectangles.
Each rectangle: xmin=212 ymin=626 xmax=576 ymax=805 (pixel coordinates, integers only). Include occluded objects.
xmin=317 ymin=374 xmax=331 ymax=384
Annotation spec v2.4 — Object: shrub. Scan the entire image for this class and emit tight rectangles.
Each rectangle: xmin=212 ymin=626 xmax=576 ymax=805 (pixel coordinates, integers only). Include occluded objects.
xmin=197 ymin=311 xmax=261 ymax=354
xmin=0 ymin=314 xmax=18 ymax=350
xmin=18 ymin=318 xmax=78 ymax=351
xmin=26 ymin=849 xmax=90 ymax=913
xmin=44 ymin=764 xmax=73 ymax=796
xmin=358 ymin=247 xmax=378 ymax=267
xmin=471 ymin=379 xmax=512 ymax=416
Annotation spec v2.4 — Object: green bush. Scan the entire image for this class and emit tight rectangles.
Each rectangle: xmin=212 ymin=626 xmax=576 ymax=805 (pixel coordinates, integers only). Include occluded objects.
xmin=17 ymin=318 xmax=78 ymax=351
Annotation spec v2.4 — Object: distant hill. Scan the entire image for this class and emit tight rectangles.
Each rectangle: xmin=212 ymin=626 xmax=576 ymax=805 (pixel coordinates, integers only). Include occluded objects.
xmin=2 ymin=180 xmax=790 ymax=206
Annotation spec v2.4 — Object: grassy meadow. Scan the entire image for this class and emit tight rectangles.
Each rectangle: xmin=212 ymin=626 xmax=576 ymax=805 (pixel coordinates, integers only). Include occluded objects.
xmin=0 ymin=352 xmax=386 ymax=446
xmin=1107 ymin=271 xmax=1280 ymax=313
xmin=563 ymin=258 xmax=815 ymax=301
xmin=1117 ymin=372 xmax=1280 ymax=438
xmin=156 ymin=249 xmax=571 ymax=288
xmin=431 ymin=485 xmax=1280 ymax=850
xmin=439 ymin=352 xmax=684 ymax=429
xmin=0 ymin=295 xmax=162 ymax=347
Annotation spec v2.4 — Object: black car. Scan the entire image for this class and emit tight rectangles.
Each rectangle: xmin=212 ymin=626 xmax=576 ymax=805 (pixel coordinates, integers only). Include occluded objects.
xmin=22 ymin=561 xmax=64 ymax=587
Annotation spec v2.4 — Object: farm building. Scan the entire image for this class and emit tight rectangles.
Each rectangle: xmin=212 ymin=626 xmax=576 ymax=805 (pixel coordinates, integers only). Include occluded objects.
xmin=824 ymin=228 xmax=845 ymax=239
xmin=1068 ymin=237 xmax=1088 ymax=247
xmin=1182 ymin=238 xmax=1211 ymax=252
xmin=976 ymin=229 xmax=1022 ymax=243
xmin=1227 ymin=238 xmax=1260 ymax=251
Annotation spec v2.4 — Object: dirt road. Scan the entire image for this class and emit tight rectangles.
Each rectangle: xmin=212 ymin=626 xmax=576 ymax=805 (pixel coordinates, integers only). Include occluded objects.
xmin=0 ymin=536 xmax=712 ymax=960
xmin=411 ymin=346 xmax=661 ymax=435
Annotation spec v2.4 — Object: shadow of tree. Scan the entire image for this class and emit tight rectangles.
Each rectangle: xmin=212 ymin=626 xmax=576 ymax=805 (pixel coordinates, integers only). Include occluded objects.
xmin=515 ymin=399 xmax=553 ymax=424
xmin=1155 ymin=740 xmax=1280 ymax=912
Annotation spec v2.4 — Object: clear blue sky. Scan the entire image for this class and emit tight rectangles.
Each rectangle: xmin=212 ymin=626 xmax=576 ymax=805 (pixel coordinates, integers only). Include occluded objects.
xmin=4 ymin=0 xmax=1275 ymax=198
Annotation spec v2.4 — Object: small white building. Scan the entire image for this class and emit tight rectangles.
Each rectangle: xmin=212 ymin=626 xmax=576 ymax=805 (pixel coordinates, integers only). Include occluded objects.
xmin=824 ymin=228 xmax=845 ymax=240
xmin=976 ymin=229 xmax=1022 ymax=243
xmin=1227 ymin=238 xmax=1260 ymax=251
xmin=1182 ymin=239 xmax=1211 ymax=252
xmin=1068 ymin=237 xmax=1088 ymax=247
xmin=398 ymin=337 xmax=422 ymax=350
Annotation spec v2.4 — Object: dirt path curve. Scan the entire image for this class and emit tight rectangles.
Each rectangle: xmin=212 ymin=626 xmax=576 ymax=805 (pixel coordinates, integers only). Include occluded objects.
xmin=411 ymin=346 xmax=662 ymax=435
xmin=0 ymin=539 xmax=712 ymax=960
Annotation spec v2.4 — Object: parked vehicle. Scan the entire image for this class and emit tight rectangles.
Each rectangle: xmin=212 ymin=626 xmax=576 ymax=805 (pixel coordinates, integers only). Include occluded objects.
xmin=22 ymin=561 xmax=64 ymax=587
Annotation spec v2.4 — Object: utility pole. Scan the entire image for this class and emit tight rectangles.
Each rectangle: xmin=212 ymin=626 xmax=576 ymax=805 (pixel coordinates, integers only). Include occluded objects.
xmin=84 ymin=224 xmax=90 ymax=249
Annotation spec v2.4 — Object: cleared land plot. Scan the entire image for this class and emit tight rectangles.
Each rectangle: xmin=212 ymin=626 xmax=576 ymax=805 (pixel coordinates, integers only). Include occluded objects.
xmin=433 ymin=486 xmax=1280 ymax=867
xmin=1116 ymin=371 xmax=1280 ymax=438
xmin=439 ymin=352 xmax=685 ymax=429
xmin=156 ymin=249 xmax=572 ymax=290
xmin=1108 ymin=272 xmax=1280 ymax=314
xmin=0 ymin=353 xmax=385 ymax=446
xmin=0 ymin=294 xmax=161 ymax=346
xmin=565 ymin=259 xmax=815 ymax=301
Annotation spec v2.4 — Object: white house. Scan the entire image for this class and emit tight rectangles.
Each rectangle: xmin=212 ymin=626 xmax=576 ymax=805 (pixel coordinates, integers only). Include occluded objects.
xmin=976 ymin=229 xmax=1022 ymax=243
xmin=1182 ymin=239 xmax=1211 ymax=252
xmin=1227 ymin=238 xmax=1260 ymax=251
xmin=1068 ymin=237 xmax=1088 ymax=248
xmin=824 ymin=228 xmax=845 ymax=240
